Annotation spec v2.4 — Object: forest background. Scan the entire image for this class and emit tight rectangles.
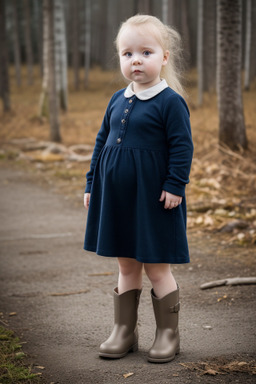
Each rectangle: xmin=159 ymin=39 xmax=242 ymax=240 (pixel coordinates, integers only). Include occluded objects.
xmin=0 ymin=0 xmax=256 ymax=249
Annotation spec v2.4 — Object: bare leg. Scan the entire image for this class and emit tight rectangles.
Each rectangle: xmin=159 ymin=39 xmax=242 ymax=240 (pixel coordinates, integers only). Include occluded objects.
xmin=117 ymin=257 xmax=143 ymax=294
xmin=144 ymin=263 xmax=177 ymax=298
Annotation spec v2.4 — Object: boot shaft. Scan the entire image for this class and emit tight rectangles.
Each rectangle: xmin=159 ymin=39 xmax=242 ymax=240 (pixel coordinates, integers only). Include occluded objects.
xmin=151 ymin=288 xmax=179 ymax=330
xmin=113 ymin=288 xmax=141 ymax=326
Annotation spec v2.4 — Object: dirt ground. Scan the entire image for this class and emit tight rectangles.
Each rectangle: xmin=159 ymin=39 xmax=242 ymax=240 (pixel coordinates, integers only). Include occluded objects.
xmin=0 ymin=165 xmax=255 ymax=384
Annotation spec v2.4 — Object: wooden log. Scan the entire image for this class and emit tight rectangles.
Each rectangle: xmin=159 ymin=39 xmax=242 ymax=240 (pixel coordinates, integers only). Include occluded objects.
xmin=200 ymin=277 xmax=256 ymax=290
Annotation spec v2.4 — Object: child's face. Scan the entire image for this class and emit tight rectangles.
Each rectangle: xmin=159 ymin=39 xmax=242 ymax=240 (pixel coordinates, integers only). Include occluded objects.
xmin=118 ymin=25 xmax=169 ymax=92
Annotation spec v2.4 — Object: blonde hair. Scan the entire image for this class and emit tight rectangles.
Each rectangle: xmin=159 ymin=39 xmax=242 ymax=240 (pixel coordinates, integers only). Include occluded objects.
xmin=115 ymin=15 xmax=185 ymax=97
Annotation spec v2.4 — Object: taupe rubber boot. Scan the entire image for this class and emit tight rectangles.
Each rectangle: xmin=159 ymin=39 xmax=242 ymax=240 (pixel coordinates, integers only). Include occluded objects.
xmin=148 ymin=287 xmax=180 ymax=363
xmin=99 ymin=287 xmax=142 ymax=359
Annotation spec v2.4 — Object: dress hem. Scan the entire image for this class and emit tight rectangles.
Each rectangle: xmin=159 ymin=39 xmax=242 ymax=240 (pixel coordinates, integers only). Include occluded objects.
xmin=83 ymin=245 xmax=190 ymax=265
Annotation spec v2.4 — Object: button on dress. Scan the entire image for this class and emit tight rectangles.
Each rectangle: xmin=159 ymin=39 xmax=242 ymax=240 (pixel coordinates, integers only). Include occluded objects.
xmin=84 ymin=80 xmax=194 ymax=264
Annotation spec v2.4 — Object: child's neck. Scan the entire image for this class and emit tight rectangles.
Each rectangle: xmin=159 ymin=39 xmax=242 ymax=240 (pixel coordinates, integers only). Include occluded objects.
xmin=133 ymin=79 xmax=162 ymax=94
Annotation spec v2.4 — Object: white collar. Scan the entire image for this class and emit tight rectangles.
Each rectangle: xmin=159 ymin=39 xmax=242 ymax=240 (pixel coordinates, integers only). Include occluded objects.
xmin=124 ymin=79 xmax=168 ymax=100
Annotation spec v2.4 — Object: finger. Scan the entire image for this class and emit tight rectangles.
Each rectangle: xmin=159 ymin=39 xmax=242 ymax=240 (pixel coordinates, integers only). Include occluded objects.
xmin=159 ymin=190 xmax=166 ymax=202
xmin=168 ymin=201 xmax=176 ymax=209
xmin=164 ymin=198 xmax=171 ymax=209
xmin=84 ymin=195 xmax=90 ymax=209
xmin=168 ymin=200 xmax=179 ymax=210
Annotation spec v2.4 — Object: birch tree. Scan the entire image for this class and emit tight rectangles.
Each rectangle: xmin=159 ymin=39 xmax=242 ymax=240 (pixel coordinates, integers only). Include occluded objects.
xmin=48 ymin=0 xmax=61 ymax=142
xmin=40 ymin=0 xmax=61 ymax=142
xmin=217 ymin=0 xmax=247 ymax=150
xmin=38 ymin=1 xmax=49 ymax=118
xmin=162 ymin=0 xmax=168 ymax=25
xmin=54 ymin=0 xmax=68 ymax=110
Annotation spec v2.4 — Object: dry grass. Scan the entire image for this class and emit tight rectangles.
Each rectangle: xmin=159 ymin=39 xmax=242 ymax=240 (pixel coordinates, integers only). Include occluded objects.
xmin=180 ymin=358 xmax=256 ymax=376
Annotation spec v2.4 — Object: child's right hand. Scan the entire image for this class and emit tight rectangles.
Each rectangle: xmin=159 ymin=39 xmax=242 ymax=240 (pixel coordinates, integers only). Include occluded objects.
xmin=84 ymin=193 xmax=90 ymax=209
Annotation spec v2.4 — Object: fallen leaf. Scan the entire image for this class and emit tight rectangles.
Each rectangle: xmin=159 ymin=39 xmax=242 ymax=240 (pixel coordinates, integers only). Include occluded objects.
xmin=203 ymin=368 xmax=219 ymax=375
xmin=15 ymin=352 xmax=25 ymax=358
xmin=204 ymin=215 xmax=214 ymax=226
xmin=217 ymin=294 xmax=228 ymax=302
xmin=35 ymin=365 xmax=45 ymax=370
xmin=9 ymin=312 xmax=17 ymax=316
xmin=196 ymin=216 xmax=204 ymax=224
xmin=237 ymin=362 xmax=248 ymax=366
xmin=214 ymin=208 xmax=228 ymax=216
xmin=123 ymin=372 xmax=134 ymax=379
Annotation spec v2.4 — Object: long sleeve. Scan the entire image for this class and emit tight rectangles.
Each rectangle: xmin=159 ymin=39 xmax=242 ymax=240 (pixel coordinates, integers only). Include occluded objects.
xmin=85 ymin=102 xmax=111 ymax=193
xmin=162 ymin=94 xmax=194 ymax=197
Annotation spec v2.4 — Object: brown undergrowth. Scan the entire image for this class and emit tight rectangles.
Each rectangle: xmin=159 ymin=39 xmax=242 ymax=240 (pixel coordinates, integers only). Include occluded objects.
xmin=1 ymin=66 xmax=256 ymax=249
xmin=180 ymin=358 xmax=256 ymax=376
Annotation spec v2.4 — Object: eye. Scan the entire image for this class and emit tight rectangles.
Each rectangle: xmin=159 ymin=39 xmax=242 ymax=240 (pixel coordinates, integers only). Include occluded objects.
xmin=124 ymin=52 xmax=132 ymax=57
xmin=143 ymin=50 xmax=151 ymax=56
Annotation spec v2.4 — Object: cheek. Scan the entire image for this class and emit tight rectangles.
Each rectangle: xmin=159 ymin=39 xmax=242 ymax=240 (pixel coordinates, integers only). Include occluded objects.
xmin=120 ymin=60 xmax=129 ymax=74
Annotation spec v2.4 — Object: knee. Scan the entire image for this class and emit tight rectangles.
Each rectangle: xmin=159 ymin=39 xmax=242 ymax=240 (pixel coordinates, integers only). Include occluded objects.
xmin=118 ymin=258 xmax=142 ymax=277
xmin=144 ymin=264 xmax=169 ymax=285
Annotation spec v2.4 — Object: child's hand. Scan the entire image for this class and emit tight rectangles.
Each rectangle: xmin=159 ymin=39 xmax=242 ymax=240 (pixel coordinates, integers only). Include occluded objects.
xmin=159 ymin=190 xmax=182 ymax=209
xmin=84 ymin=193 xmax=90 ymax=209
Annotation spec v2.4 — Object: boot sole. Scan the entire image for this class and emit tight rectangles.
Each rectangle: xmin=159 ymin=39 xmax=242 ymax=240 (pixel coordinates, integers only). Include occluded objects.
xmin=99 ymin=342 xmax=138 ymax=359
xmin=147 ymin=347 xmax=180 ymax=363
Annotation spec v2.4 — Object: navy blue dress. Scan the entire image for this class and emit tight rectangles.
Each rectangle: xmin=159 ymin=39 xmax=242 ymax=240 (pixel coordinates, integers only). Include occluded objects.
xmin=84 ymin=81 xmax=193 ymax=264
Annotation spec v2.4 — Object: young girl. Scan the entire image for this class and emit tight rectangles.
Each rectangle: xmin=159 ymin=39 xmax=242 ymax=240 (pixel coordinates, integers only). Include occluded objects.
xmin=84 ymin=15 xmax=193 ymax=363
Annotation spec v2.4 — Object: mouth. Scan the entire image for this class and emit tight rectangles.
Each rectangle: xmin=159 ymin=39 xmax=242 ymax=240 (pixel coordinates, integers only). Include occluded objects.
xmin=133 ymin=70 xmax=142 ymax=74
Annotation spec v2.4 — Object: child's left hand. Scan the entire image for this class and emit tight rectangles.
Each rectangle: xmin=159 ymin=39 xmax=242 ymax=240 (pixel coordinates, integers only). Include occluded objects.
xmin=159 ymin=190 xmax=182 ymax=210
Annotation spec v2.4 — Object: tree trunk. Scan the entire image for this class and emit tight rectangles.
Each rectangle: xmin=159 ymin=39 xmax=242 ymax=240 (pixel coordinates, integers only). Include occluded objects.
xmin=72 ymin=0 xmax=80 ymax=90
xmin=162 ymin=0 xmax=168 ymax=25
xmin=197 ymin=0 xmax=204 ymax=105
xmin=38 ymin=0 xmax=49 ymax=118
xmin=168 ymin=0 xmax=181 ymax=31
xmin=100 ymin=0 xmax=118 ymax=70
xmin=251 ymin=0 xmax=256 ymax=81
xmin=136 ymin=0 xmax=153 ymax=14
xmin=244 ymin=0 xmax=251 ymax=90
xmin=33 ymin=0 xmax=43 ymax=77
xmin=55 ymin=0 xmax=68 ymax=111
xmin=0 ymin=0 xmax=11 ymax=112
xmin=205 ymin=0 xmax=217 ymax=92
xmin=180 ymin=0 xmax=191 ymax=68
xmin=84 ymin=0 xmax=91 ymax=87
xmin=45 ymin=0 xmax=61 ymax=142
xmin=217 ymin=0 xmax=247 ymax=150
xmin=24 ymin=0 xmax=34 ymax=85
xmin=12 ymin=0 xmax=21 ymax=87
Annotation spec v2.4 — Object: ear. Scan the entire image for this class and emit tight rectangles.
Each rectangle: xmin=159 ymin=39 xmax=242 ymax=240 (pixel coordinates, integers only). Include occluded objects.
xmin=162 ymin=50 xmax=170 ymax=66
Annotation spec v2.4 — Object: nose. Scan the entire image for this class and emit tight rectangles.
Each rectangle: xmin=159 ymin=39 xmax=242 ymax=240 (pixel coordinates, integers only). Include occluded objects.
xmin=132 ymin=54 xmax=142 ymax=65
